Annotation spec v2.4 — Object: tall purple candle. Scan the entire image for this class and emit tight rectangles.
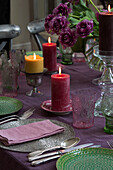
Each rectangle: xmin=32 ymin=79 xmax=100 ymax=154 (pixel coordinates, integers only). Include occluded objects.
xmin=99 ymin=10 xmax=113 ymax=55
xmin=42 ymin=37 xmax=57 ymax=72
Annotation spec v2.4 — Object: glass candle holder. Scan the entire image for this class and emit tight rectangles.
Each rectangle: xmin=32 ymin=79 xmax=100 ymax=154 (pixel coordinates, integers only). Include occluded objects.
xmin=25 ymin=68 xmax=47 ymax=97
xmin=93 ymin=45 xmax=113 ymax=119
xmin=93 ymin=45 xmax=113 ymax=117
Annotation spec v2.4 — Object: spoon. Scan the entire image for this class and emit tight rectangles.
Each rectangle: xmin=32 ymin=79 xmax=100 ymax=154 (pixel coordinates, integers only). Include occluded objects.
xmin=28 ymin=137 xmax=80 ymax=158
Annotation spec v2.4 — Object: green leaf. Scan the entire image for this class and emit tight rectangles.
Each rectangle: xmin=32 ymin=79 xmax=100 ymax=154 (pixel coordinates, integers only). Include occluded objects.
xmin=71 ymin=37 xmax=87 ymax=54
xmin=68 ymin=17 xmax=79 ymax=26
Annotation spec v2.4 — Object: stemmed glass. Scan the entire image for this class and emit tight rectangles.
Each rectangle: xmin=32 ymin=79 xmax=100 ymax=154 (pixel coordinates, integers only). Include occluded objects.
xmin=25 ymin=68 xmax=47 ymax=97
xmin=93 ymin=45 xmax=113 ymax=117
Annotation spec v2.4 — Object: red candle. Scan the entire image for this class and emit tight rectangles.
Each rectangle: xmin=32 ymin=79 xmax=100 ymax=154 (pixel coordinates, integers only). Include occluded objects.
xmin=99 ymin=5 xmax=113 ymax=54
xmin=42 ymin=37 xmax=57 ymax=72
xmin=51 ymin=69 xmax=70 ymax=111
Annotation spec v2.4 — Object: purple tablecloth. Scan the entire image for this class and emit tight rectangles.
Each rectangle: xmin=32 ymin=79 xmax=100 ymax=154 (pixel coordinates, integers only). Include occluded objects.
xmin=0 ymin=61 xmax=112 ymax=170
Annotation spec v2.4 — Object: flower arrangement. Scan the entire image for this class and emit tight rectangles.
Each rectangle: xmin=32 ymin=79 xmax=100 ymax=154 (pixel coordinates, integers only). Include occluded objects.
xmin=45 ymin=0 xmax=100 ymax=55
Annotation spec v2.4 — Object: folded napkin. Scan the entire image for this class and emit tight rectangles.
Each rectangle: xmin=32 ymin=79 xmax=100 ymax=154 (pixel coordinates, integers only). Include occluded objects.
xmin=0 ymin=120 xmax=64 ymax=146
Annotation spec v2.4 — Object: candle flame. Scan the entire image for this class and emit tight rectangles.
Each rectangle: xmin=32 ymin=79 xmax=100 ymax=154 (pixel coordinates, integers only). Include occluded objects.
xmin=59 ymin=66 xmax=61 ymax=75
xmin=34 ymin=53 xmax=36 ymax=60
xmin=48 ymin=37 xmax=51 ymax=43
xmin=108 ymin=4 xmax=111 ymax=12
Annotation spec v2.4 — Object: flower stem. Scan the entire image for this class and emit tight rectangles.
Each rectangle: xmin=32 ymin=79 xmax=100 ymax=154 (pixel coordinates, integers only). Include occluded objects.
xmin=88 ymin=0 xmax=100 ymax=13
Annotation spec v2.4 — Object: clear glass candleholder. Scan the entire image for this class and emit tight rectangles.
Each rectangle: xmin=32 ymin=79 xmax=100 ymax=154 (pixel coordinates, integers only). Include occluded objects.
xmin=25 ymin=68 xmax=47 ymax=97
xmin=93 ymin=45 xmax=113 ymax=117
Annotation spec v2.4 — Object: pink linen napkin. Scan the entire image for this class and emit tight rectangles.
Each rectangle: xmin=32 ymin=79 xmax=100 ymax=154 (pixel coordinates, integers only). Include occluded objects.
xmin=0 ymin=120 xmax=64 ymax=146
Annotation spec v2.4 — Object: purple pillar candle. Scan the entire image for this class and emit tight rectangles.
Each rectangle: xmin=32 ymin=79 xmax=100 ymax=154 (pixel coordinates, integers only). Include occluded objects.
xmin=42 ymin=38 xmax=57 ymax=72
xmin=99 ymin=10 xmax=113 ymax=55
xmin=51 ymin=73 xmax=70 ymax=111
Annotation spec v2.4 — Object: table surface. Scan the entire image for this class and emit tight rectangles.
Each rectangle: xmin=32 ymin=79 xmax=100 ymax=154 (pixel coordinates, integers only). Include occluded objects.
xmin=0 ymin=60 xmax=112 ymax=170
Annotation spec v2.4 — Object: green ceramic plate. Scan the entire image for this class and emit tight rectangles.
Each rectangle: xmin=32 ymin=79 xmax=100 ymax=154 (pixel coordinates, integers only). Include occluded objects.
xmin=56 ymin=148 xmax=113 ymax=170
xmin=0 ymin=96 xmax=23 ymax=116
xmin=26 ymin=51 xmax=43 ymax=57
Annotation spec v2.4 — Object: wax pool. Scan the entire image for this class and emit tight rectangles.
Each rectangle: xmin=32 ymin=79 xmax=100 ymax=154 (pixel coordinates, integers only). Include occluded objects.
xmin=43 ymin=43 xmax=57 ymax=72
xmin=25 ymin=55 xmax=44 ymax=73
xmin=51 ymin=73 xmax=70 ymax=111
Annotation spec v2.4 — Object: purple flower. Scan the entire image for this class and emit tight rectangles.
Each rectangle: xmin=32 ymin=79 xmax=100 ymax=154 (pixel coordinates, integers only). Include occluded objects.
xmin=76 ymin=20 xmax=93 ymax=38
xmin=59 ymin=27 xmax=78 ymax=48
xmin=50 ymin=15 xmax=69 ymax=35
xmin=53 ymin=3 xmax=72 ymax=17
xmin=68 ymin=0 xmax=79 ymax=5
xmin=45 ymin=14 xmax=55 ymax=33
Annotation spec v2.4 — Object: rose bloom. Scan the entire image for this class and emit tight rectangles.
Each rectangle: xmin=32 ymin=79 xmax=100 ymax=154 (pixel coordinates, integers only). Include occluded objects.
xmin=50 ymin=15 xmax=69 ymax=35
xmin=59 ymin=27 xmax=78 ymax=48
xmin=76 ymin=19 xmax=93 ymax=38
xmin=45 ymin=14 xmax=55 ymax=33
xmin=53 ymin=2 xmax=72 ymax=17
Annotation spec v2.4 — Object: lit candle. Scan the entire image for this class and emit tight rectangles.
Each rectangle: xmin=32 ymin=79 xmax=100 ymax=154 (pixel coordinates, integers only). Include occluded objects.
xmin=51 ymin=67 xmax=70 ymax=111
xmin=25 ymin=53 xmax=44 ymax=73
xmin=99 ymin=5 xmax=113 ymax=54
xmin=42 ymin=37 xmax=57 ymax=72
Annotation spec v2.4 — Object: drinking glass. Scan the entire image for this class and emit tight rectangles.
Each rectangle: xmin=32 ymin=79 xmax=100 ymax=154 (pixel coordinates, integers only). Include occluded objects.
xmin=72 ymin=88 xmax=98 ymax=129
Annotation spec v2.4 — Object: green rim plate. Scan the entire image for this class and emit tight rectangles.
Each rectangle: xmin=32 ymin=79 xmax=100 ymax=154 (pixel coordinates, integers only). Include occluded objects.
xmin=56 ymin=148 xmax=113 ymax=170
xmin=26 ymin=51 xmax=43 ymax=57
xmin=0 ymin=96 xmax=23 ymax=116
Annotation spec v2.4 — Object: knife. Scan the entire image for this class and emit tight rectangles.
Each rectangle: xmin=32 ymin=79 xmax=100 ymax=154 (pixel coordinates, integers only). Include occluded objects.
xmin=31 ymin=144 xmax=101 ymax=166
xmin=29 ymin=143 xmax=93 ymax=162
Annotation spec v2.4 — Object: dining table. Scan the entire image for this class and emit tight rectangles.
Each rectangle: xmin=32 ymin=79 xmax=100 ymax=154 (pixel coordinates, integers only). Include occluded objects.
xmin=0 ymin=58 xmax=112 ymax=170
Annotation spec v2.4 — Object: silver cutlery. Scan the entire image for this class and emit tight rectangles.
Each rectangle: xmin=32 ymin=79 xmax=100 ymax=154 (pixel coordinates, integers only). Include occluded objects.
xmin=0 ymin=108 xmax=35 ymax=125
xmin=31 ymin=143 xmax=101 ymax=166
xmin=29 ymin=143 xmax=94 ymax=162
xmin=28 ymin=137 xmax=80 ymax=158
xmin=107 ymin=140 xmax=113 ymax=149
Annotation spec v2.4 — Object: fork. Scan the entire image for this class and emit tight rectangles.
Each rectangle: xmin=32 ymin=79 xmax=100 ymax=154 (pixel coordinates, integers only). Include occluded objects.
xmin=0 ymin=108 xmax=35 ymax=125
xmin=107 ymin=140 xmax=113 ymax=149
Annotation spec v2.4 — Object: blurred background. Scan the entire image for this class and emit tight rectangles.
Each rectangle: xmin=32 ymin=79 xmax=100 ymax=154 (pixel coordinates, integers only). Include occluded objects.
xmin=1 ymin=0 xmax=111 ymax=52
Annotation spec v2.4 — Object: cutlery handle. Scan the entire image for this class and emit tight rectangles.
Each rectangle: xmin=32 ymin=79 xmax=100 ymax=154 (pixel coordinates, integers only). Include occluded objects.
xmin=0 ymin=115 xmax=18 ymax=121
xmin=28 ymin=145 xmax=61 ymax=157
xmin=0 ymin=117 xmax=18 ymax=125
xmin=29 ymin=151 xmax=61 ymax=162
xmin=32 ymin=155 xmax=61 ymax=166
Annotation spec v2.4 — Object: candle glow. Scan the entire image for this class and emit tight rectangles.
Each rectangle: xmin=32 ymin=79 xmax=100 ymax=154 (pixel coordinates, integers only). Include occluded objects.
xmin=59 ymin=67 xmax=61 ymax=75
xmin=34 ymin=53 xmax=36 ymax=60
xmin=108 ymin=5 xmax=111 ymax=12
xmin=48 ymin=37 xmax=51 ymax=43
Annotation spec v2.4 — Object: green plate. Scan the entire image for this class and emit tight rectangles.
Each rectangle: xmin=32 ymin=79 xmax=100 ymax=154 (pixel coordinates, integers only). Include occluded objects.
xmin=0 ymin=96 xmax=23 ymax=116
xmin=56 ymin=148 xmax=113 ymax=170
xmin=26 ymin=51 xmax=43 ymax=57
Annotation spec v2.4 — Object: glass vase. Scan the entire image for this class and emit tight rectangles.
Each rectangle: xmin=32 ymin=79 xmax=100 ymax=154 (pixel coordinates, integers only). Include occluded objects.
xmin=60 ymin=46 xmax=73 ymax=65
